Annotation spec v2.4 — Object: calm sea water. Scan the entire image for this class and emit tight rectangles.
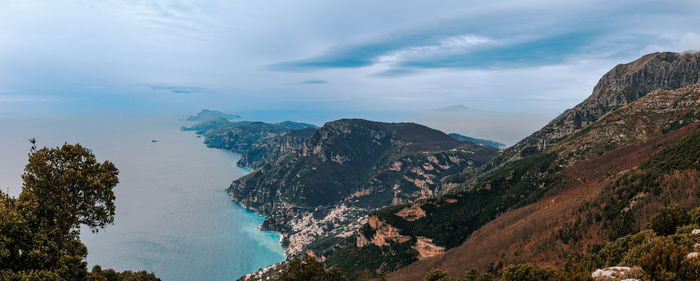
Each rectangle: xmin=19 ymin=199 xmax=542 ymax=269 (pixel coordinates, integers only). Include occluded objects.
xmin=0 ymin=115 xmax=285 ymax=281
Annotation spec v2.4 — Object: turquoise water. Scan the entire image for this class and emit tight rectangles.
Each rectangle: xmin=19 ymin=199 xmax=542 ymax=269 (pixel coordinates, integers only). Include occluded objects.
xmin=0 ymin=115 xmax=286 ymax=281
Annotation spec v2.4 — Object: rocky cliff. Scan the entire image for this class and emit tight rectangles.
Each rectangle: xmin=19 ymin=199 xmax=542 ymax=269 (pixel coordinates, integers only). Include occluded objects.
xmin=486 ymin=52 xmax=700 ymax=170
xmin=237 ymin=127 xmax=316 ymax=169
xmin=183 ymin=118 xmax=316 ymax=169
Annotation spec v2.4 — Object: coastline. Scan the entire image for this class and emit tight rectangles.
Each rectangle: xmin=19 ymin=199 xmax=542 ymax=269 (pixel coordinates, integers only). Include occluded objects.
xmin=228 ymin=196 xmax=288 ymax=257
xmin=182 ymin=118 xmax=288 ymax=257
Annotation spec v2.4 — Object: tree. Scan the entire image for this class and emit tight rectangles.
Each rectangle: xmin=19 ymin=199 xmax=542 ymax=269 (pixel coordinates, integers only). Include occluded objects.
xmin=690 ymin=206 xmax=700 ymax=226
xmin=424 ymin=269 xmax=455 ymax=281
xmin=20 ymin=139 xmax=118 ymax=238
xmin=278 ymin=256 xmax=347 ymax=281
xmin=0 ymin=140 xmax=159 ymax=280
xmin=464 ymin=268 xmax=480 ymax=281
xmin=648 ymin=205 xmax=690 ymax=236
xmin=639 ymin=238 xmax=700 ymax=281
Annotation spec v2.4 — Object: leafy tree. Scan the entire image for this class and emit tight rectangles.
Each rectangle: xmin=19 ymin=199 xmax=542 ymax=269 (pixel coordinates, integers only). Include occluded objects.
xmin=639 ymin=238 xmax=700 ymax=281
xmin=0 ymin=140 xmax=159 ymax=280
xmin=424 ymin=269 xmax=456 ymax=281
xmin=88 ymin=265 xmax=159 ymax=281
xmin=648 ymin=205 xmax=690 ymax=236
xmin=464 ymin=268 xmax=480 ymax=281
xmin=499 ymin=264 xmax=551 ymax=281
xmin=20 ymin=139 xmax=118 ymax=237
xmin=476 ymin=272 xmax=495 ymax=281
xmin=690 ymin=206 xmax=700 ymax=226
xmin=278 ymin=256 xmax=347 ymax=281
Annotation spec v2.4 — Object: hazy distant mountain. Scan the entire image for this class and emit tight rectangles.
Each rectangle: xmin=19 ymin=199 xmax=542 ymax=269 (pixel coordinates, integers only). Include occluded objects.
xmin=186 ymin=109 xmax=241 ymax=121
xmin=448 ymin=133 xmax=505 ymax=149
xmin=434 ymin=105 xmax=470 ymax=112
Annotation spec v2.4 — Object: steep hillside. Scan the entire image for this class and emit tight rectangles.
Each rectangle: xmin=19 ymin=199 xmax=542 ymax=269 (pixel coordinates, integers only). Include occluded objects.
xmin=237 ymin=127 xmax=316 ymax=169
xmin=317 ymin=60 xmax=700 ymax=280
xmin=227 ymin=119 xmax=498 ymax=256
xmin=389 ymin=121 xmax=699 ymax=281
xmin=486 ymin=52 xmax=699 ymax=171
xmin=183 ymin=118 xmax=317 ymax=169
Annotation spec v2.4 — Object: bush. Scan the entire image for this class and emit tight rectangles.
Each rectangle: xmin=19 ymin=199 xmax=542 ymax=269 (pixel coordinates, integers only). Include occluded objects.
xmin=278 ymin=256 xmax=347 ymax=281
xmin=639 ymin=238 xmax=700 ymax=280
xmin=648 ymin=205 xmax=690 ymax=236
xmin=424 ymin=269 xmax=456 ymax=281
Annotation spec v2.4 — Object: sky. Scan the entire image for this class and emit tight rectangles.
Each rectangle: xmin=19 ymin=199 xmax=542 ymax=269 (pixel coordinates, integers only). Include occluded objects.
xmin=0 ymin=0 xmax=699 ymax=143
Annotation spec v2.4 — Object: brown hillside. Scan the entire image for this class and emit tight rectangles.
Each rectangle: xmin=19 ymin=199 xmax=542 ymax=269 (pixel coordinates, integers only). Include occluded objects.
xmin=387 ymin=122 xmax=699 ymax=281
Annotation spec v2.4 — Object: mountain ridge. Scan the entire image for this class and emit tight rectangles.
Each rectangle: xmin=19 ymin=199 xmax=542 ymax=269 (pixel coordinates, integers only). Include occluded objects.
xmin=486 ymin=52 xmax=700 ymax=171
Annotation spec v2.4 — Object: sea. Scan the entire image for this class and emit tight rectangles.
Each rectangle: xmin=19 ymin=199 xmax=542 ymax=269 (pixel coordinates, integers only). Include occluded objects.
xmin=0 ymin=115 xmax=286 ymax=281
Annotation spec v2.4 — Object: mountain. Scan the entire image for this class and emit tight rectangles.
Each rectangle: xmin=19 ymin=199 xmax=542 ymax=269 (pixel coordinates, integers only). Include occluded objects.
xmin=384 ymin=83 xmax=700 ymax=281
xmin=227 ymin=119 xmax=498 ymax=257
xmin=186 ymin=109 xmax=241 ymax=121
xmin=308 ymin=53 xmax=700 ymax=280
xmin=234 ymin=52 xmax=700 ymax=281
xmin=448 ymin=133 xmax=506 ymax=149
xmin=182 ymin=118 xmax=317 ymax=169
xmin=237 ymin=127 xmax=316 ymax=169
xmin=486 ymin=52 xmax=700 ymax=171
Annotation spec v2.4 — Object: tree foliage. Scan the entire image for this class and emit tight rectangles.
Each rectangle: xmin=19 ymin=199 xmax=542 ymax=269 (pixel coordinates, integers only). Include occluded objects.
xmin=0 ymin=140 xmax=159 ymax=280
xmin=648 ymin=205 xmax=690 ymax=236
xmin=278 ymin=256 xmax=347 ymax=281
xmin=21 ymin=139 xmax=118 ymax=236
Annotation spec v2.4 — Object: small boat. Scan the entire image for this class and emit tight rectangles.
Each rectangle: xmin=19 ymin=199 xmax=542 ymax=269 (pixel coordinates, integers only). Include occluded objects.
xmin=151 ymin=139 xmax=159 ymax=143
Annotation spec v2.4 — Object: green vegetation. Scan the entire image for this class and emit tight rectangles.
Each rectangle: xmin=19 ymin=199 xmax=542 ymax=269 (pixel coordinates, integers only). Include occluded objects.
xmin=373 ymin=151 xmax=561 ymax=248
xmin=0 ymin=139 xmax=159 ymax=280
xmin=648 ymin=205 xmax=691 ymax=236
xmin=278 ymin=256 xmax=347 ymax=281
xmin=315 ymin=151 xmax=564 ymax=278
xmin=594 ymin=128 xmax=700 ymax=240
xmin=324 ymin=240 xmax=418 ymax=281
xmin=417 ymin=204 xmax=700 ymax=280
xmin=420 ymin=263 xmax=591 ymax=281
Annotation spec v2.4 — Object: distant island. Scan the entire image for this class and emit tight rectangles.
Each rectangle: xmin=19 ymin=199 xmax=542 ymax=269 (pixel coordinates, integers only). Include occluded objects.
xmin=186 ymin=109 xmax=241 ymax=121
xmin=434 ymin=104 xmax=470 ymax=112
xmin=448 ymin=133 xmax=505 ymax=149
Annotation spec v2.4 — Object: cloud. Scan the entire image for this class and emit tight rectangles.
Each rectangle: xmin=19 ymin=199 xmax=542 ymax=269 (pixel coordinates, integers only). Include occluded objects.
xmin=0 ymin=94 xmax=57 ymax=103
xmin=147 ymin=84 xmax=209 ymax=94
xmin=300 ymin=80 xmax=328 ymax=85
xmin=679 ymin=32 xmax=700 ymax=51
xmin=267 ymin=22 xmax=604 ymax=74
xmin=267 ymin=0 xmax=699 ymax=76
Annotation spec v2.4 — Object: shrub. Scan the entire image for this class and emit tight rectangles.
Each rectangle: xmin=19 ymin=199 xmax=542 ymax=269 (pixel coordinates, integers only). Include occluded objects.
xmin=648 ymin=205 xmax=690 ymax=236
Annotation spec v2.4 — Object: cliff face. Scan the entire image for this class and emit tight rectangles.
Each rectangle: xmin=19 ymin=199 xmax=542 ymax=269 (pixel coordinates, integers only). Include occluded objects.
xmin=488 ymin=52 xmax=700 ymax=169
xmin=237 ymin=127 xmax=316 ymax=169
xmin=227 ymin=119 xmax=498 ymax=255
